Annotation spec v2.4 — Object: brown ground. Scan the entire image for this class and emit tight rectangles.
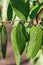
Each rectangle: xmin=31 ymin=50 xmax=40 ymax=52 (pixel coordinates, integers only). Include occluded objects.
xmin=0 ymin=22 xmax=30 ymax=65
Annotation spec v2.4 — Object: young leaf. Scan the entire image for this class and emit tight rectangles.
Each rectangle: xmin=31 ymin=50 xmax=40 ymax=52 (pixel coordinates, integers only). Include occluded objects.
xmin=10 ymin=0 xmax=28 ymax=20
xmin=26 ymin=26 xmax=42 ymax=58
xmin=11 ymin=27 xmax=20 ymax=65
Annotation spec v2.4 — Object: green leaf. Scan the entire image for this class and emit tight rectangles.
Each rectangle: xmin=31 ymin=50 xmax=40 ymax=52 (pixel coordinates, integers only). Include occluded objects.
xmin=1 ymin=24 xmax=7 ymax=59
xmin=29 ymin=3 xmax=43 ymax=19
xmin=11 ymin=27 xmax=20 ymax=65
xmin=7 ymin=2 xmax=13 ymax=21
xmin=10 ymin=0 xmax=28 ymax=20
xmin=16 ymin=22 xmax=26 ymax=54
xmin=29 ymin=4 xmax=39 ymax=19
xmin=0 ymin=24 xmax=7 ymax=58
xmin=26 ymin=26 xmax=42 ymax=58
xmin=37 ymin=4 xmax=43 ymax=14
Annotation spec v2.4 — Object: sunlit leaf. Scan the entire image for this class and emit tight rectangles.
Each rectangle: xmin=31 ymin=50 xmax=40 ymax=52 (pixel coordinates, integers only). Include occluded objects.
xmin=11 ymin=27 xmax=20 ymax=65
xmin=26 ymin=26 xmax=42 ymax=58
xmin=10 ymin=0 xmax=28 ymax=21
xmin=1 ymin=0 xmax=10 ymax=21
